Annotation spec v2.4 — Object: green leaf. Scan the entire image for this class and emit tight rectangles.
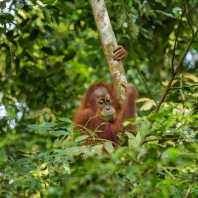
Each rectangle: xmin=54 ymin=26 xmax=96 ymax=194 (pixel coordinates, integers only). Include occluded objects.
xmin=135 ymin=131 xmax=141 ymax=146
xmin=50 ymin=130 xmax=70 ymax=137
xmin=125 ymin=132 xmax=135 ymax=139
xmin=115 ymin=5 xmax=126 ymax=30
xmin=104 ymin=142 xmax=114 ymax=154
xmin=150 ymin=10 xmax=175 ymax=18
xmin=128 ymin=0 xmax=133 ymax=7
xmin=0 ymin=151 xmax=8 ymax=166
xmin=42 ymin=9 xmax=51 ymax=23
xmin=28 ymin=122 xmax=56 ymax=132
xmin=128 ymin=19 xmax=139 ymax=40
xmin=15 ymin=2 xmax=24 ymax=9
xmin=59 ymin=117 xmax=72 ymax=123
xmin=91 ymin=145 xmax=103 ymax=155
xmin=126 ymin=131 xmax=141 ymax=148
xmin=183 ymin=141 xmax=198 ymax=153
xmin=58 ymin=146 xmax=85 ymax=156
xmin=7 ymin=106 xmax=15 ymax=119
xmin=55 ymin=5 xmax=71 ymax=15
xmin=75 ymin=135 xmax=89 ymax=142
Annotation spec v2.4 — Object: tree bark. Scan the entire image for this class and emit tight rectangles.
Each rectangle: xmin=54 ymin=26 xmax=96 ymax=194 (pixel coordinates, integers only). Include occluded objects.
xmin=90 ymin=0 xmax=127 ymax=106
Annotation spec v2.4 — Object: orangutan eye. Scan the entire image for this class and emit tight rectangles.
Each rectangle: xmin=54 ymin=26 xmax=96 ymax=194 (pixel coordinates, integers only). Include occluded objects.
xmin=99 ymin=101 xmax=104 ymax=105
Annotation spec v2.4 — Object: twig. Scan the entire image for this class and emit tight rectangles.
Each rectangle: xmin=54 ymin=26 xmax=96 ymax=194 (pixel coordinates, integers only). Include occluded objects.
xmin=154 ymin=29 xmax=198 ymax=114
xmin=127 ymin=32 xmax=157 ymax=105
xmin=171 ymin=11 xmax=185 ymax=75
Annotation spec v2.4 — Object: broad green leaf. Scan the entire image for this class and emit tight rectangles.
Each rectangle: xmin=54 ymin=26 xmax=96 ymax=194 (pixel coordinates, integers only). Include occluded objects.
xmin=55 ymin=5 xmax=71 ymax=15
xmin=135 ymin=131 xmax=141 ymax=146
xmin=42 ymin=9 xmax=51 ymax=23
xmin=125 ymin=131 xmax=136 ymax=139
xmin=91 ymin=145 xmax=103 ymax=155
xmin=183 ymin=141 xmax=198 ymax=153
xmin=28 ymin=122 xmax=56 ymax=132
xmin=128 ymin=0 xmax=133 ymax=7
xmin=7 ymin=106 xmax=15 ymax=119
xmin=59 ymin=146 xmax=86 ymax=156
xmin=127 ymin=131 xmax=141 ymax=148
xmin=115 ymin=5 xmax=126 ymax=30
xmin=104 ymin=142 xmax=114 ymax=154
xmin=51 ymin=130 xmax=70 ymax=136
xmin=128 ymin=19 xmax=139 ymax=40
xmin=15 ymin=2 xmax=24 ymax=9
xmin=75 ymin=135 xmax=89 ymax=142
xmin=0 ymin=151 xmax=7 ymax=166
xmin=59 ymin=117 xmax=72 ymax=123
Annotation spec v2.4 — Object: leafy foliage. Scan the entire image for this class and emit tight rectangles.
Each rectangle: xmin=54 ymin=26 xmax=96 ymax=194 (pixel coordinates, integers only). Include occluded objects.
xmin=0 ymin=0 xmax=198 ymax=197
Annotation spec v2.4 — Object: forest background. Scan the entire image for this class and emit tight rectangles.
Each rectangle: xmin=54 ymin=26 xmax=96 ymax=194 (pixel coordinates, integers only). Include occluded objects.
xmin=0 ymin=0 xmax=198 ymax=197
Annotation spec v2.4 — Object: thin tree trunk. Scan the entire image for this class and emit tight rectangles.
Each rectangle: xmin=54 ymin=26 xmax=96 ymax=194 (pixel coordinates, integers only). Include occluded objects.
xmin=90 ymin=0 xmax=127 ymax=106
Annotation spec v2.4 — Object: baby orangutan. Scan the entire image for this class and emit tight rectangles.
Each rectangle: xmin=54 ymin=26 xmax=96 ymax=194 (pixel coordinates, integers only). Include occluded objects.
xmin=73 ymin=45 xmax=137 ymax=145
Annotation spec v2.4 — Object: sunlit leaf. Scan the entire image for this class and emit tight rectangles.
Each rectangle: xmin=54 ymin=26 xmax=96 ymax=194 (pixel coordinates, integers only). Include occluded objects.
xmin=75 ymin=135 xmax=89 ymax=142
xmin=140 ymin=101 xmax=156 ymax=111
xmin=104 ymin=142 xmax=114 ymax=154
xmin=56 ymin=146 xmax=84 ymax=156
xmin=91 ymin=145 xmax=103 ymax=155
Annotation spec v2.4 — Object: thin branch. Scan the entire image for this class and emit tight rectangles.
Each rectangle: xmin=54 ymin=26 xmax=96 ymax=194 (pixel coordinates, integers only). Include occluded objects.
xmin=128 ymin=36 xmax=157 ymax=105
xmin=154 ymin=29 xmax=198 ymax=114
xmin=171 ymin=11 xmax=185 ymax=75
xmin=186 ymin=14 xmax=195 ymax=36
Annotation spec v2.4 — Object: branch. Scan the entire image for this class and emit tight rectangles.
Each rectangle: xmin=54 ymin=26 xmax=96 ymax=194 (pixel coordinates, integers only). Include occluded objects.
xmin=90 ymin=0 xmax=127 ymax=106
xmin=154 ymin=29 xmax=198 ymax=114
xmin=128 ymin=36 xmax=157 ymax=105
